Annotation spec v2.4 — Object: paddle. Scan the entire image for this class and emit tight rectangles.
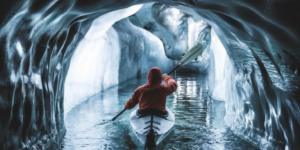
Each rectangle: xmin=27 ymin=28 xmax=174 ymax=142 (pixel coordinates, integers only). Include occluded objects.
xmin=111 ymin=43 xmax=204 ymax=121
xmin=167 ymin=43 xmax=203 ymax=75
xmin=111 ymin=109 xmax=127 ymax=121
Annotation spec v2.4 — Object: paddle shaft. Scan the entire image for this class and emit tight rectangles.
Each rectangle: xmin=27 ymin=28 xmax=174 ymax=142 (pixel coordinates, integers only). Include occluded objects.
xmin=112 ymin=108 xmax=126 ymax=121
xmin=167 ymin=64 xmax=181 ymax=75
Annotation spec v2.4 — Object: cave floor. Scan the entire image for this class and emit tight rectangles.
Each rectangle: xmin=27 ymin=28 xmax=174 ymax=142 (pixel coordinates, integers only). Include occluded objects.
xmin=63 ymin=74 xmax=256 ymax=150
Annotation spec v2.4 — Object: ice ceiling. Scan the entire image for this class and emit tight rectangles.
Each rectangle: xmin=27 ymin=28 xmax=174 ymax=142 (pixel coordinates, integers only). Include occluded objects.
xmin=0 ymin=0 xmax=299 ymax=150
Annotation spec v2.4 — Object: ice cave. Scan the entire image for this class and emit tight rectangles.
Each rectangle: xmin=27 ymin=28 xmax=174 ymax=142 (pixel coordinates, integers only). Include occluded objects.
xmin=0 ymin=0 xmax=299 ymax=150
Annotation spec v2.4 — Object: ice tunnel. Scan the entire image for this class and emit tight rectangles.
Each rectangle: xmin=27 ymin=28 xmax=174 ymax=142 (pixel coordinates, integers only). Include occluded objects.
xmin=0 ymin=0 xmax=299 ymax=150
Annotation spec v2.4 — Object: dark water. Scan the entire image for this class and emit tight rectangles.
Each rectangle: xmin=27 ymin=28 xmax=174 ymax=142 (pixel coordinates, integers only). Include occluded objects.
xmin=63 ymin=74 xmax=256 ymax=150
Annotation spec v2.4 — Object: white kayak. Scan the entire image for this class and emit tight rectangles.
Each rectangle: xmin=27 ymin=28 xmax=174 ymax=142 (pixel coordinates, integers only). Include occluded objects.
xmin=129 ymin=108 xmax=175 ymax=149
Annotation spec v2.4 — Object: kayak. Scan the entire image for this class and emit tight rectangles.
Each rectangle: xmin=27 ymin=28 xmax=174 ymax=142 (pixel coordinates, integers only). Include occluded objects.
xmin=129 ymin=108 xmax=175 ymax=149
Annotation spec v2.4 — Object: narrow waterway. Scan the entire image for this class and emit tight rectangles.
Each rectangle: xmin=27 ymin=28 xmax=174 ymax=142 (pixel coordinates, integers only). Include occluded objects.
xmin=63 ymin=74 xmax=256 ymax=150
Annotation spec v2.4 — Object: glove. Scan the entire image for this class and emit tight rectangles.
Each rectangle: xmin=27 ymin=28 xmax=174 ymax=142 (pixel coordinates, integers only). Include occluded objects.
xmin=162 ymin=73 xmax=167 ymax=80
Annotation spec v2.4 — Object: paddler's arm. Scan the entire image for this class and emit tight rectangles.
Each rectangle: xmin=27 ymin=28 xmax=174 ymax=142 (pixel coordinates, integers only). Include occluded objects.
xmin=125 ymin=89 xmax=139 ymax=110
xmin=163 ymin=74 xmax=178 ymax=95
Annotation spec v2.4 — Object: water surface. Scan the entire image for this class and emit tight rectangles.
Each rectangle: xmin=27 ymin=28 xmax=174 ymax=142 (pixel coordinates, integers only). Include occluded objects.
xmin=63 ymin=74 xmax=256 ymax=150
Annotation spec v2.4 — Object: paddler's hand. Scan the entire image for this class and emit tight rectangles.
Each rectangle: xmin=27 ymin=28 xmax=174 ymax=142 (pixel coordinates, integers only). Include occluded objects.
xmin=162 ymin=73 xmax=167 ymax=80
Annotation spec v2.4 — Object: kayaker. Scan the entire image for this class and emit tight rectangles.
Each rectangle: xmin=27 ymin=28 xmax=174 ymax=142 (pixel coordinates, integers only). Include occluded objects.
xmin=124 ymin=67 xmax=177 ymax=112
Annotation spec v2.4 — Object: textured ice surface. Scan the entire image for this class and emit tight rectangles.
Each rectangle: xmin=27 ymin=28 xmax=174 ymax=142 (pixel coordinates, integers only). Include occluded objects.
xmin=64 ymin=5 xmax=143 ymax=114
xmin=208 ymin=29 xmax=229 ymax=101
xmin=130 ymin=3 xmax=211 ymax=73
xmin=64 ymin=27 xmax=121 ymax=114
xmin=130 ymin=4 xmax=188 ymax=59
xmin=0 ymin=0 xmax=300 ymax=149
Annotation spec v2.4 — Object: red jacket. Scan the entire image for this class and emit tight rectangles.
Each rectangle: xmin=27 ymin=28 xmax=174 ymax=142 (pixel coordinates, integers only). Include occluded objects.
xmin=125 ymin=67 xmax=178 ymax=111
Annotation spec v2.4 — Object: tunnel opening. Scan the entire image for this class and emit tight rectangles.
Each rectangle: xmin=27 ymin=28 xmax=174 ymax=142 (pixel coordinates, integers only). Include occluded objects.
xmin=1 ymin=0 xmax=299 ymax=150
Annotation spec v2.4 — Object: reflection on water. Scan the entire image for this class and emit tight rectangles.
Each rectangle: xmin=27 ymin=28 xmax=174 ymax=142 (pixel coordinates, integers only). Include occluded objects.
xmin=63 ymin=74 xmax=255 ymax=150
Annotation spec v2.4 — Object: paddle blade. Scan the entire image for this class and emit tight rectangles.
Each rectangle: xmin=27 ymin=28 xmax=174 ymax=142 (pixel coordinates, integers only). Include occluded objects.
xmin=180 ymin=43 xmax=203 ymax=65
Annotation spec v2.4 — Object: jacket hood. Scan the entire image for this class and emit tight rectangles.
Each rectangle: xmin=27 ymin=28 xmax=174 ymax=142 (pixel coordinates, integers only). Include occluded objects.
xmin=147 ymin=67 xmax=162 ymax=86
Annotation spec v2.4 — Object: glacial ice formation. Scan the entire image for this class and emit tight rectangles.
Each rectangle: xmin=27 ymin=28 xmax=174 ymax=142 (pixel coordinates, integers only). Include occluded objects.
xmin=208 ymin=29 xmax=229 ymax=101
xmin=0 ymin=0 xmax=299 ymax=150
xmin=130 ymin=3 xmax=211 ymax=73
xmin=64 ymin=5 xmax=143 ymax=114
xmin=130 ymin=4 xmax=189 ymax=59
xmin=64 ymin=4 xmax=176 ymax=114
xmin=65 ymin=3 xmax=211 ymax=113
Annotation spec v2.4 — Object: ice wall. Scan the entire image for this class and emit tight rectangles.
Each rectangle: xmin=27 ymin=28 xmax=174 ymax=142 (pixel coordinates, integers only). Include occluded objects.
xmin=175 ymin=3 xmax=300 ymax=149
xmin=64 ymin=27 xmax=121 ymax=114
xmin=0 ymin=0 xmax=300 ymax=149
xmin=130 ymin=4 xmax=188 ymax=59
xmin=130 ymin=3 xmax=210 ymax=73
xmin=208 ymin=29 xmax=229 ymax=101
xmin=64 ymin=5 xmax=142 ymax=114
xmin=114 ymin=18 xmax=174 ymax=82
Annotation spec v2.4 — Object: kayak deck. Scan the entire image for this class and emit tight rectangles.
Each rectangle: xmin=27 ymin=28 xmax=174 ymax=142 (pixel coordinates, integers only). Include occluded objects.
xmin=129 ymin=108 xmax=175 ymax=149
